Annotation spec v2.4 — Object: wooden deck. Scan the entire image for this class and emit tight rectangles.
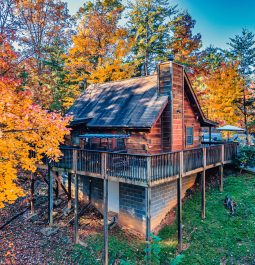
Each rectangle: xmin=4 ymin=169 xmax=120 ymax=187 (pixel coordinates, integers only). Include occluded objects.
xmin=39 ymin=142 xmax=238 ymax=187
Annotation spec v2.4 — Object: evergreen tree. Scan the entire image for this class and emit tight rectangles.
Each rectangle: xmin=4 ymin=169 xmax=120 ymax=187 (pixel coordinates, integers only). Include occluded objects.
xmin=127 ymin=0 xmax=176 ymax=76
xmin=228 ymin=29 xmax=255 ymax=141
xmin=228 ymin=29 xmax=255 ymax=78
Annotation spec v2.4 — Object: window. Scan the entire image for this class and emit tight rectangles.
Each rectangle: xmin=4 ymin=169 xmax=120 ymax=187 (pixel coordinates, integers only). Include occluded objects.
xmin=186 ymin=127 xmax=194 ymax=146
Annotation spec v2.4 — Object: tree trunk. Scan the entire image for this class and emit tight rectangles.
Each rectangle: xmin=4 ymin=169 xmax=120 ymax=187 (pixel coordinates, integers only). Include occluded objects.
xmin=243 ymin=89 xmax=249 ymax=145
xmin=30 ymin=173 xmax=35 ymax=214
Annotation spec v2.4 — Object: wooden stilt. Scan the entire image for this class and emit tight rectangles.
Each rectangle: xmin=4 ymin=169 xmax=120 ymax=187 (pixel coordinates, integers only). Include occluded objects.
xmin=220 ymin=144 xmax=224 ymax=192
xmin=68 ymin=172 xmax=72 ymax=209
xmin=74 ymin=173 xmax=79 ymax=244
xmin=145 ymin=157 xmax=152 ymax=264
xmin=177 ymin=151 xmax=183 ymax=252
xmin=48 ymin=164 xmax=54 ymax=226
xmin=201 ymin=147 xmax=206 ymax=219
xmin=73 ymin=150 xmax=79 ymax=244
xmin=103 ymin=177 xmax=108 ymax=265
xmin=102 ymin=152 xmax=108 ymax=265
xmin=55 ymin=177 xmax=59 ymax=199
xmin=219 ymin=165 xmax=223 ymax=192
xmin=30 ymin=172 xmax=35 ymax=214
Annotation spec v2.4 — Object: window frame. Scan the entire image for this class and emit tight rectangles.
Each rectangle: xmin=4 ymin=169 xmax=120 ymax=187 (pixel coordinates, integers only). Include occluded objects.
xmin=186 ymin=126 xmax=194 ymax=146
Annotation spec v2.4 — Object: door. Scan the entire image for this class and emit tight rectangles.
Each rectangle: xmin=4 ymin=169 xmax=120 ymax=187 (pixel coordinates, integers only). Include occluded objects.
xmin=108 ymin=181 xmax=119 ymax=213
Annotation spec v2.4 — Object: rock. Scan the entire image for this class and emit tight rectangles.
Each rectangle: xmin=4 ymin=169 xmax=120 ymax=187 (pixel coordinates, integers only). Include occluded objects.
xmin=40 ymin=226 xmax=59 ymax=237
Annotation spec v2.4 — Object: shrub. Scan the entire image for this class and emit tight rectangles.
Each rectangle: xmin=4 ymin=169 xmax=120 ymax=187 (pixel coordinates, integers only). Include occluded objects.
xmin=234 ymin=145 xmax=255 ymax=170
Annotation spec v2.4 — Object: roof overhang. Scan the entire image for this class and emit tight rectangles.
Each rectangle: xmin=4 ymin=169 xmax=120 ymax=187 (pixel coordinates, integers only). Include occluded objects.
xmin=79 ymin=133 xmax=130 ymax=139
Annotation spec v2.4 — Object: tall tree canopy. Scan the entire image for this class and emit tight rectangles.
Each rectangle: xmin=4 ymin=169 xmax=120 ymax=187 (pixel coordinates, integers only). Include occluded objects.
xmin=127 ymin=0 xmax=176 ymax=76
xmin=14 ymin=0 xmax=72 ymax=110
xmin=169 ymin=11 xmax=201 ymax=70
xmin=65 ymin=0 xmax=135 ymax=89
xmin=228 ymin=29 xmax=255 ymax=135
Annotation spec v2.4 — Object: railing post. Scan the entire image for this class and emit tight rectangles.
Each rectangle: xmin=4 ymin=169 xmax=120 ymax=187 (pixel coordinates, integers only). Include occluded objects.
xmin=201 ymin=147 xmax=206 ymax=219
xmin=48 ymin=162 xmax=54 ymax=226
xmin=73 ymin=149 xmax=79 ymax=244
xmin=102 ymin=152 xmax=108 ymax=265
xmin=146 ymin=156 xmax=152 ymax=263
xmin=219 ymin=145 xmax=224 ymax=192
xmin=177 ymin=151 xmax=183 ymax=252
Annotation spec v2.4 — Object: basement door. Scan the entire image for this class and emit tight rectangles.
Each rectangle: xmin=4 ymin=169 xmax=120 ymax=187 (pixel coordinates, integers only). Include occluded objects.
xmin=108 ymin=181 xmax=119 ymax=213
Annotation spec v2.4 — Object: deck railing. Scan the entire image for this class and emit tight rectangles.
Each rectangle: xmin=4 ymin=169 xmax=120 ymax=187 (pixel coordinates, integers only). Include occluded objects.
xmin=183 ymin=148 xmax=203 ymax=173
xmin=46 ymin=143 xmax=238 ymax=184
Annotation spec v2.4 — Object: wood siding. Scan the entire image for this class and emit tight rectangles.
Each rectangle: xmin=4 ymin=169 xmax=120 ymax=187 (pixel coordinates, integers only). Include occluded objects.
xmin=184 ymin=93 xmax=201 ymax=148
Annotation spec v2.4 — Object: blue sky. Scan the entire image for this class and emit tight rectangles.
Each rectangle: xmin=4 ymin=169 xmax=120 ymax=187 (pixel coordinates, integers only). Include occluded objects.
xmin=66 ymin=0 xmax=255 ymax=49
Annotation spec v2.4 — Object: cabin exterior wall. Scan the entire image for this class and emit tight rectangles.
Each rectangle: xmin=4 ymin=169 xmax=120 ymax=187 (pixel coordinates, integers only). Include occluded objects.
xmin=184 ymin=94 xmax=201 ymax=148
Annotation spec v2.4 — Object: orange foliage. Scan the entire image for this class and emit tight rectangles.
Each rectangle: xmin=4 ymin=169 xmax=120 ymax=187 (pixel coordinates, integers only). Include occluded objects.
xmin=66 ymin=1 xmax=135 ymax=86
xmin=195 ymin=63 xmax=245 ymax=125
xmin=0 ymin=36 xmax=70 ymax=207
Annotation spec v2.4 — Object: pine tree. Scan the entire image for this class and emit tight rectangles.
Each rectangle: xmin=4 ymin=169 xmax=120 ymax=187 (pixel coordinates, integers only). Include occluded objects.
xmin=228 ymin=29 xmax=255 ymax=142
xmin=127 ymin=0 xmax=176 ymax=76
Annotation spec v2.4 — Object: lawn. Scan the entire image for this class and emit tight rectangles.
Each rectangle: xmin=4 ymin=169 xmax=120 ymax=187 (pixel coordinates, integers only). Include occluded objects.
xmin=65 ymin=173 xmax=255 ymax=264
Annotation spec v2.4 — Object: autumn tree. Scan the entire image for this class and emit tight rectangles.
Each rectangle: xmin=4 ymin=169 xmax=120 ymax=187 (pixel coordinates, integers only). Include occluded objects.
xmin=127 ymin=0 xmax=176 ymax=76
xmin=168 ymin=11 xmax=201 ymax=72
xmin=66 ymin=0 xmax=135 ymax=90
xmin=14 ymin=0 xmax=73 ymax=109
xmin=0 ymin=35 xmax=70 ymax=208
xmin=0 ymin=0 xmax=18 ymax=39
xmin=197 ymin=63 xmax=244 ymax=125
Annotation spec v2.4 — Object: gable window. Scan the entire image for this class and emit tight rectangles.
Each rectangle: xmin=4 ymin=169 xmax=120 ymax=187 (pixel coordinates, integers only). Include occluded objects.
xmin=186 ymin=127 xmax=194 ymax=146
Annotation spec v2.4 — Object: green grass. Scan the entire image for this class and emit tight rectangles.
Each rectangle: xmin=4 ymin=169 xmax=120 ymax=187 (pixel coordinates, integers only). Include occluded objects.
xmin=53 ymin=173 xmax=255 ymax=264
xmin=159 ymin=173 xmax=255 ymax=265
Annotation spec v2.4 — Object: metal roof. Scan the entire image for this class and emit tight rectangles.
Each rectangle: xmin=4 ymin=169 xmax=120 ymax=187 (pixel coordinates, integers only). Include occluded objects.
xmin=216 ymin=125 xmax=245 ymax=132
xmin=79 ymin=133 xmax=130 ymax=139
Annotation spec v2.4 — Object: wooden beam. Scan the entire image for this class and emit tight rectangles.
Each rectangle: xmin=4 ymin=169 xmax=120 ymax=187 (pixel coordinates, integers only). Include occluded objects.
xmin=201 ymin=148 xmax=206 ymax=219
xmin=55 ymin=171 xmax=71 ymax=198
xmin=102 ymin=152 xmax=108 ymax=265
xmin=68 ymin=172 xmax=72 ymax=209
xmin=74 ymin=173 xmax=79 ymax=244
xmin=177 ymin=151 xmax=183 ymax=252
xmin=145 ymin=157 xmax=152 ymax=263
xmin=48 ymin=164 xmax=54 ymax=226
xmin=73 ymin=150 xmax=79 ymax=244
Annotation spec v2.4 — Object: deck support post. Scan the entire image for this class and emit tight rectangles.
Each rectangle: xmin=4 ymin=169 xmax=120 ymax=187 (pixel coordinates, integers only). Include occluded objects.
xmin=145 ymin=157 xmax=152 ymax=263
xmin=68 ymin=172 xmax=72 ymax=209
xmin=219 ymin=145 xmax=224 ymax=192
xmin=201 ymin=148 xmax=206 ymax=219
xmin=73 ymin=150 xmax=79 ymax=244
xmin=102 ymin=152 xmax=108 ymax=265
xmin=48 ymin=163 xmax=54 ymax=226
xmin=177 ymin=151 xmax=183 ymax=252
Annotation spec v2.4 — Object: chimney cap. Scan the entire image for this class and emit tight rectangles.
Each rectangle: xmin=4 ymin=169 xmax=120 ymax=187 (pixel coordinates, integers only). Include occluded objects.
xmin=168 ymin=54 xmax=174 ymax=61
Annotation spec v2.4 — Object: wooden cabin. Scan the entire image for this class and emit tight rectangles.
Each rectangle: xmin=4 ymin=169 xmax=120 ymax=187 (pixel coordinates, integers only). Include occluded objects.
xmin=54 ymin=60 xmax=231 ymax=236
xmin=67 ymin=61 xmax=216 ymax=154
